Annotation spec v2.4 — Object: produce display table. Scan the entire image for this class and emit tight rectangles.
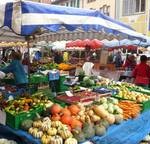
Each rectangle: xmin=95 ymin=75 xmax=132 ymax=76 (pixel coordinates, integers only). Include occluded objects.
xmin=1 ymin=110 xmax=150 ymax=144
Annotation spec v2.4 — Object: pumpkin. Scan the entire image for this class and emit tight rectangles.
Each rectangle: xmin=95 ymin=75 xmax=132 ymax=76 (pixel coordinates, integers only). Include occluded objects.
xmin=61 ymin=108 xmax=71 ymax=116
xmin=64 ymin=138 xmax=78 ymax=144
xmin=50 ymin=135 xmax=63 ymax=144
xmin=41 ymin=134 xmax=51 ymax=144
xmin=106 ymin=114 xmax=115 ymax=124
xmin=60 ymin=115 xmax=72 ymax=125
xmin=51 ymin=114 xmax=61 ymax=121
xmin=59 ymin=130 xmax=73 ymax=139
xmin=33 ymin=120 xmax=42 ymax=128
xmin=70 ymin=119 xmax=82 ymax=129
xmin=42 ymin=122 xmax=51 ymax=131
xmin=21 ymin=119 xmax=33 ymax=131
xmin=51 ymin=121 xmax=62 ymax=128
xmin=50 ymin=104 xmax=62 ymax=114
xmin=68 ymin=105 xmax=80 ymax=115
xmin=95 ymin=125 xmax=106 ymax=136
xmin=47 ymin=128 xmax=57 ymax=136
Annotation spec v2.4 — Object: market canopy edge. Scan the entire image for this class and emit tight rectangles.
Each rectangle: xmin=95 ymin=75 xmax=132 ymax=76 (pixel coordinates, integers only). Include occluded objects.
xmin=0 ymin=0 xmax=149 ymax=41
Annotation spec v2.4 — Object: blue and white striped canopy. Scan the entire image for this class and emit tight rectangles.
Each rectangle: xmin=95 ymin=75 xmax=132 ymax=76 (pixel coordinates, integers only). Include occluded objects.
xmin=103 ymin=38 xmax=150 ymax=48
xmin=0 ymin=0 xmax=148 ymax=41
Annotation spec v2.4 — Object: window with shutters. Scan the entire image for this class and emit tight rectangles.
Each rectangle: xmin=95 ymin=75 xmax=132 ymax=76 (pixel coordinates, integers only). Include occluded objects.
xmin=87 ymin=0 xmax=96 ymax=3
xmin=122 ymin=0 xmax=145 ymax=16
xmin=100 ymin=5 xmax=110 ymax=16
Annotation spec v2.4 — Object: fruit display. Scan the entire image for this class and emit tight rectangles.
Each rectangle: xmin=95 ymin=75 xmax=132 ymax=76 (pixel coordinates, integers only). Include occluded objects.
xmin=118 ymin=101 xmax=141 ymax=120
xmin=5 ymin=92 xmax=53 ymax=114
xmin=117 ymin=88 xmax=150 ymax=103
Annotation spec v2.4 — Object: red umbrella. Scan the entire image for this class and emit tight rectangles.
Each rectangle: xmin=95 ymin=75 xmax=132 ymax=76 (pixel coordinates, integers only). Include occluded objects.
xmin=66 ymin=39 xmax=84 ymax=47
xmin=73 ymin=39 xmax=84 ymax=47
xmin=83 ymin=39 xmax=92 ymax=47
xmin=91 ymin=39 xmax=103 ymax=49
xmin=66 ymin=41 xmax=74 ymax=47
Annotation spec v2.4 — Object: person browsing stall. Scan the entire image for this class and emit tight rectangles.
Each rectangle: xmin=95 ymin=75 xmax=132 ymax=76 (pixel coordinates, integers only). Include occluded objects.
xmin=132 ymin=55 xmax=150 ymax=87
xmin=0 ymin=51 xmax=28 ymax=88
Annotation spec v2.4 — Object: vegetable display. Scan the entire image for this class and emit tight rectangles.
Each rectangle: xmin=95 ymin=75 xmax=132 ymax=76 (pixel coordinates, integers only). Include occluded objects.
xmin=118 ymin=101 xmax=141 ymax=120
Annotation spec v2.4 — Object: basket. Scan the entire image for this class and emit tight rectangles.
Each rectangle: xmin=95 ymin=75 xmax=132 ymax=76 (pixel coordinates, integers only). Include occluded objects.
xmin=6 ymin=105 xmax=44 ymax=129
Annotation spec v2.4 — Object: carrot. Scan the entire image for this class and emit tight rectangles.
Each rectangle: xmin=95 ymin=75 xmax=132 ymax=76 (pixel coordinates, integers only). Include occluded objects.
xmin=118 ymin=100 xmax=141 ymax=120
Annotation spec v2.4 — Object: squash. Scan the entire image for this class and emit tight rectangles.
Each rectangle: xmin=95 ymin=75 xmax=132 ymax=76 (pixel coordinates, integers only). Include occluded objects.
xmin=61 ymin=108 xmax=71 ymax=116
xmin=51 ymin=121 xmax=62 ymax=128
xmin=60 ymin=115 xmax=72 ymax=125
xmin=47 ymin=127 xmax=57 ymax=136
xmin=51 ymin=114 xmax=61 ymax=121
xmin=43 ymin=117 xmax=51 ymax=123
xmin=82 ymin=122 xmax=95 ymax=139
xmin=90 ymin=115 xmax=101 ymax=122
xmin=95 ymin=125 xmax=106 ymax=136
xmin=33 ymin=120 xmax=42 ymax=128
xmin=33 ymin=130 xmax=43 ymax=138
xmin=59 ymin=130 xmax=73 ymax=139
xmin=57 ymin=124 xmax=70 ymax=134
xmin=50 ymin=135 xmax=63 ymax=144
xmin=50 ymin=104 xmax=62 ymax=114
xmin=29 ymin=127 xmax=37 ymax=135
xmin=41 ymin=134 xmax=51 ymax=144
xmin=70 ymin=119 xmax=82 ymax=129
xmin=99 ymin=120 xmax=109 ymax=128
xmin=106 ymin=114 xmax=115 ymax=124
xmin=72 ymin=129 xmax=85 ymax=143
xmin=115 ymin=114 xmax=123 ymax=124
xmin=42 ymin=122 xmax=51 ymax=131
xmin=21 ymin=119 xmax=33 ymax=131
xmin=68 ymin=105 xmax=80 ymax=115
xmin=64 ymin=138 xmax=78 ymax=144
xmin=93 ymin=105 xmax=109 ymax=118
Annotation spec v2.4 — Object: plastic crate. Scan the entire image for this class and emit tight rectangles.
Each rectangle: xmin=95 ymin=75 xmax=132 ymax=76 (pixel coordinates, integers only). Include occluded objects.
xmin=56 ymin=75 xmax=69 ymax=92
xmin=6 ymin=105 xmax=44 ymax=129
xmin=142 ymin=100 xmax=150 ymax=112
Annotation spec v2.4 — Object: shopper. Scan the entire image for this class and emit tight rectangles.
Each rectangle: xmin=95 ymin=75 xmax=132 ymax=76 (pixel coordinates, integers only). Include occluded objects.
xmin=54 ymin=51 xmax=63 ymax=64
xmin=0 ymin=51 xmax=28 ymax=88
xmin=22 ymin=52 xmax=29 ymax=74
xmin=123 ymin=54 xmax=136 ymax=70
xmin=114 ymin=51 xmax=123 ymax=68
xmin=132 ymin=55 xmax=150 ymax=87
xmin=82 ymin=57 xmax=94 ymax=76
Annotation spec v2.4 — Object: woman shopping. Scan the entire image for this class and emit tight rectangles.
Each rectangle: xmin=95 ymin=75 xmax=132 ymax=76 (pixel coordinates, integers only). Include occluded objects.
xmin=132 ymin=55 xmax=150 ymax=87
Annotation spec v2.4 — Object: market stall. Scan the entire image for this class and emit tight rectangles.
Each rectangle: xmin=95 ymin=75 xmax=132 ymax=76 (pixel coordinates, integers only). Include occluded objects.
xmin=1 ymin=1 xmax=150 ymax=144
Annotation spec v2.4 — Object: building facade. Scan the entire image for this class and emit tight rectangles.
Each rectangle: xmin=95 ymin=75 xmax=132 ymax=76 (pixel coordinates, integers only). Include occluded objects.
xmin=118 ymin=0 xmax=150 ymax=36
xmin=29 ymin=0 xmax=51 ymax=4
xmin=80 ymin=0 xmax=116 ymax=18
xmin=51 ymin=0 xmax=80 ymax=8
